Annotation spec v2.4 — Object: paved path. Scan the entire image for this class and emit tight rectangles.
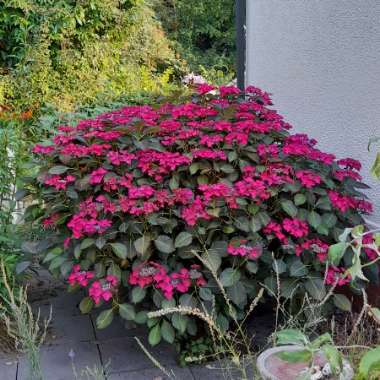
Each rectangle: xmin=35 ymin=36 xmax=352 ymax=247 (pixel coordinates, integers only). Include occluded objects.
xmin=0 ymin=290 xmax=266 ymax=380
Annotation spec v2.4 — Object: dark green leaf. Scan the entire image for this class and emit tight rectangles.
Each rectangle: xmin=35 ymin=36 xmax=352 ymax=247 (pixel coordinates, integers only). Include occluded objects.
xmin=307 ymin=211 xmax=321 ymax=229
xmin=161 ymin=320 xmax=175 ymax=344
xmin=174 ymin=232 xmax=193 ymax=248
xmin=281 ymin=200 xmax=298 ymax=217
xmin=119 ymin=304 xmax=136 ymax=320
xmin=148 ymin=324 xmax=161 ymax=346
xmin=48 ymin=165 xmax=69 ymax=175
xmin=79 ymin=297 xmax=94 ymax=314
xmin=131 ymin=287 xmax=146 ymax=304
xmin=154 ymin=235 xmax=175 ymax=253
xmin=110 ymin=243 xmax=127 ymax=259
xmin=96 ymin=309 xmax=114 ymax=329
xmin=220 ymin=268 xmax=241 ymax=287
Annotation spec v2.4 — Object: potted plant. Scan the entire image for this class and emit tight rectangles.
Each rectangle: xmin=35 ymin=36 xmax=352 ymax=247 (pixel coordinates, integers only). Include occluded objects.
xmin=257 ymin=329 xmax=353 ymax=380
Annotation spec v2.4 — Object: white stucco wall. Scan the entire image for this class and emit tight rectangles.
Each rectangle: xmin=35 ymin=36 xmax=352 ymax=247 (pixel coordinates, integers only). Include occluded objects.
xmin=246 ymin=0 xmax=380 ymax=223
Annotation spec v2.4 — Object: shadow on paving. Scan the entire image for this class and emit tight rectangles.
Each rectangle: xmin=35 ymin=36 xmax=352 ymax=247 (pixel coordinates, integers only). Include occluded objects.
xmin=1 ymin=284 xmax=274 ymax=379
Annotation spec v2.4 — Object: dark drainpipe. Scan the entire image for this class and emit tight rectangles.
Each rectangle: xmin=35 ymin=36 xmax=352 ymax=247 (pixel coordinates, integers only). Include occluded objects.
xmin=236 ymin=0 xmax=246 ymax=90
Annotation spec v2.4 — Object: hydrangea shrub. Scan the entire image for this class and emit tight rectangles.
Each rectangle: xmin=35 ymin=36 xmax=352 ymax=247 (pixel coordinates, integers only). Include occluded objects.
xmin=28 ymin=84 xmax=376 ymax=346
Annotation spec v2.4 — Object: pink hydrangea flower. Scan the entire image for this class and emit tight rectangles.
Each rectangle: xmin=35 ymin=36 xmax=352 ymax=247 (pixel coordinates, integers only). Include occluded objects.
xmin=227 ymin=240 xmax=262 ymax=260
xmin=295 ymin=170 xmax=321 ymax=188
xmin=191 ymin=149 xmax=227 ymax=161
xmin=68 ymin=265 xmax=94 ymax=287
xmin=295 ymin=239 xmax=329 ymax=262
xmin=89 ymin=168 xmax=108 ymax=184
xmin=196 ymin=83 xmax=215 ymax=95
xmin=44 ymin=175 xmax=75 ymax=190
xmin=219 ymin=85 xmax=240 ymax=97
xmin=89 ymin=275 xmax=118 ymax=304
xmin=263 ymin=222 xmax=288 ymax=244
xmin=33 ymin=144 xmax=55 ymax=155
xmin=325 ymin=266 xmax=351 ymax=286
xmin=181 ymin=196 xmax=211 ymax=226
xmin=282 ymin=218 xmax=309 ymax=238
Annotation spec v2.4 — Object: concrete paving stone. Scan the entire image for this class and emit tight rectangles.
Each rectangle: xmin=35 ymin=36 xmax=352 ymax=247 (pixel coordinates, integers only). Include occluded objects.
xmin=99 ymin=336 xmax=178 ymax=373
xmin=46 ymin=314 xmax=95 ymax=345
xmin=33 ymin=291 xmax=85 ymax=318
xmin=17 ymin=341 xmax=101 ymax=380
xmin=107 ymin=367 xmax=194 ymax=380
xmin=0 ymin=357 xmax=18 ymax=380
xmin=91 ymin=313 xmax=146 ymax=341
xmin=190 ymin=361 xmax=255 ymax=380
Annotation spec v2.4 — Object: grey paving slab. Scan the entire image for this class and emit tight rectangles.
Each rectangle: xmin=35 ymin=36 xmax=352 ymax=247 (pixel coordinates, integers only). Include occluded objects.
xmin=17 ymin=342 xmax=101 ymax=380
xmin=0 ymin=357 xmax=18 ymax=380
xmin=99 ymin=336 xmax=177 ymax=374
xmin=107 ymin=367 xmax=194 ymax=380
xmin=91 ymin=313 xmax=146 ymax=341
xmin=33 ymin=291 xmax=85 ymax=318
xmin=190 ymin=361 xmax=255 ymax=380
xmin=47 ymin=314 xmax=95 ymax=345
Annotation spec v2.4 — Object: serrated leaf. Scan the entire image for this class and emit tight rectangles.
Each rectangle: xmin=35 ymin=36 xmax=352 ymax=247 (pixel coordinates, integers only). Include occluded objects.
xmin=134 ymin=235 xmax=151 ymax=255
xmin=49 ymin=256 xmax=66 ymax=271
xmin=119 ymin=303 xmax=136 ymax=320
xmin=189 ymin=163 xmax=199 ymax=175
xmin=79 ymin=297 xmax=94 ymax=314
xmin=250 ymin=217 xmax=262 ymax=232
xmin=322 ymin=213 xmax=337 ymax=228
xmin=110 ymin=243 xmax=127 ymax=259
xmin=174 ymin=232 xmax=193 ymax=248
xmin=48 ymin=165 xmax=69 ymax=175
xmin=172 ymin=313 xmax=188 ymax=334
xmin=272 ymin=259 xmax=287 ymax=274
xmin=289 ymin=260 xmax=308 ymax=277
xmin=161 ymin=320 xmax=175 ymax=344
xmin=257 ymin=211 xmax=271 ymax=226
xmin=227 ymin=282 xmax=246 ymax=305
xmin=96 ymin=309 xmax=114 ymax=329
xmin=281 ymin=200 xmax=298 ymax=217
xmin=308 ymin=211 xmax=321 ymax=229
xmin=131 ymin=286 xmax=146 ymax=304
xmin=199 ymin=287 xmax=213 ymax=301
xmin=246 ymin=261 xmax=258 ymax=274
xmin=202 ymin=249 xmax=221 ymax=272
xmin=148 ymin=324 xmax=161 ymax=346
xmin=294 ymin=194 xmax=306 ymax=206
xmin=80 ymin=238 xmax=94 ymax=250
xmin=304 ymin=277 xmax=326 ymax=301
xmin=333 ymin=294 xmax=352 ymax=312
xmin=134 ymin=311 xmax=147 ymax=324
xmin=154 ymin=235 xmax=175 ymax=253
xmin=220 ymin=268 xmax=241 ymax=287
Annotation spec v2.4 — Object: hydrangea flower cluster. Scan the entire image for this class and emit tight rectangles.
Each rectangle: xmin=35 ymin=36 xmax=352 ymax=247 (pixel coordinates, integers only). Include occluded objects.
xmin=129 ymin=262 xmax=206 ymax=300
xmin=30 ymin=84 xmax=375 ymax=345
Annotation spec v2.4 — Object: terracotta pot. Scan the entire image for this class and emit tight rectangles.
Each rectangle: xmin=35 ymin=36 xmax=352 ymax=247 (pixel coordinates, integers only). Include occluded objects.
xmin=256 ymin=346 xmax=354 ymax=380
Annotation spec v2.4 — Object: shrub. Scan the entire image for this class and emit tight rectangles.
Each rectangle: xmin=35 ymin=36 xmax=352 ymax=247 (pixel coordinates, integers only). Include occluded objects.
xmin=26 ymin=85 xmax=376 ymax=347
xmin=154 ymin=0 xmax=235 ymax=74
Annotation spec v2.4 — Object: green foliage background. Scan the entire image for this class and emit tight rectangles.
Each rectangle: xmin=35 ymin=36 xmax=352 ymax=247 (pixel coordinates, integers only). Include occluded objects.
xmin=0 ymin=0 xmax=236 ymax=285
